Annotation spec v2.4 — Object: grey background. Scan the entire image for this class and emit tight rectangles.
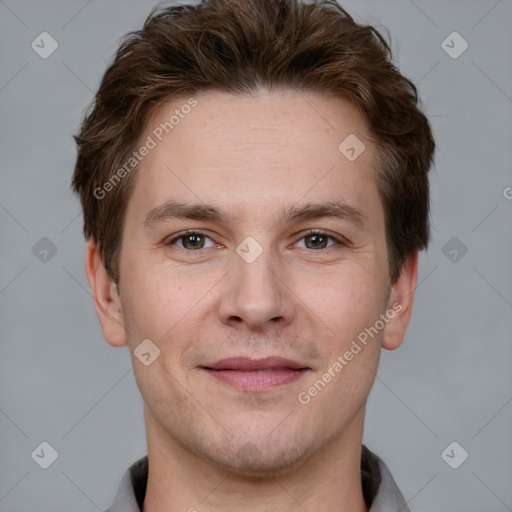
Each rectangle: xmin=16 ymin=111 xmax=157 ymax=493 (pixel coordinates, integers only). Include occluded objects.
xmin=1 ymin=0 xmax=511 ymax=510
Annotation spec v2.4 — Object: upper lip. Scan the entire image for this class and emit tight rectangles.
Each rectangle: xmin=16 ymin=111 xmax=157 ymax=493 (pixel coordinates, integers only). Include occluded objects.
xmin=202 ymin=356 xmax=309 ymax=371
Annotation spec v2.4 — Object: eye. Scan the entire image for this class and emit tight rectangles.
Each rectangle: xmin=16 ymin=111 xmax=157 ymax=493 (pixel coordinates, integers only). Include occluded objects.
xmin=295 ymin=230 xmax=347 ymax=250
xmin=165 ymin=231 xmax=216 ymax=250
xmin=164 ymin=229 xmax=348 ymax=252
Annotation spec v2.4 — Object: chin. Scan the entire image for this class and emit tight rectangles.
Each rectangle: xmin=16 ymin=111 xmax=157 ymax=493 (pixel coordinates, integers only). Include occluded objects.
xmin=201 ymin=438 xmax=316 ymax=479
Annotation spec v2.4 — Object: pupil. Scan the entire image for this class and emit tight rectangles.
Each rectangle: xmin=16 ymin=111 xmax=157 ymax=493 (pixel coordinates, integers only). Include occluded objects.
xmin=308 ymin=234 xmax=326 ymax=248
xmin=186 ymin=234 xmax=202 ymax=248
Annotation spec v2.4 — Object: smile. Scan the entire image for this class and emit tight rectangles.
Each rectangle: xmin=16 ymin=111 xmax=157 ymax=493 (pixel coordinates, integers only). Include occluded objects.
xmin=201 ymin=356 xmax=311 ymax=392
xmin=202 ymin=368 xmax=310 ymax=391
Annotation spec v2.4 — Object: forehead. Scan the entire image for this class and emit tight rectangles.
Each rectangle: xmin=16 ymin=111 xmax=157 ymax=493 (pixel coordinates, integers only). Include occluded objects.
xmin=130 ymin=89 xmax=381 ymax=225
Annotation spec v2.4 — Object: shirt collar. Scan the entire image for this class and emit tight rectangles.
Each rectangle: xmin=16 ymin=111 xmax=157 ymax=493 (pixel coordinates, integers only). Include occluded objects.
xmin=105 ymin=445 xmax=410 ymax=512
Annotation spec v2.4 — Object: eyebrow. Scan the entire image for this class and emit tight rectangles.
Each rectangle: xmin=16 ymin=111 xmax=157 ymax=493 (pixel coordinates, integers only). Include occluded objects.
xmin=143 ymin=199 xmax=368 ymax=229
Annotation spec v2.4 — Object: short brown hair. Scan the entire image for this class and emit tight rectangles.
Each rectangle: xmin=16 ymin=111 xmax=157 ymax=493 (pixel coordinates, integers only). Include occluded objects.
xmin=72 ymin=0 xmax=435 ymax=285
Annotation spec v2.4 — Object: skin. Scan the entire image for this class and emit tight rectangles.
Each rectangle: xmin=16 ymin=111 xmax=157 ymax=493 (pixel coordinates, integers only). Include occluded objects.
xmin=85 ymin=89 xmax=418 ymax=512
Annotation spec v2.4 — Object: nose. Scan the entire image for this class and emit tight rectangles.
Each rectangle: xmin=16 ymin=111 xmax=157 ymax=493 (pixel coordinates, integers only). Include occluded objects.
xmin=217 ymin=246 xmax=295 ymax=332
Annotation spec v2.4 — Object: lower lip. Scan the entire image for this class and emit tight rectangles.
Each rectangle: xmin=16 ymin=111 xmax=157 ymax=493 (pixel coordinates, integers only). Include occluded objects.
xmin=202 ymin=368 xmax=309 ymax=392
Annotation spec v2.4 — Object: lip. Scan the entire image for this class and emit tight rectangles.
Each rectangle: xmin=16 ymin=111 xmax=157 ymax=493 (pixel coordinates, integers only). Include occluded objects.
xmin=203 ymin=356 xmax=308 ymax=371
xmin=201 ymin=357 xmax=310 ymax=392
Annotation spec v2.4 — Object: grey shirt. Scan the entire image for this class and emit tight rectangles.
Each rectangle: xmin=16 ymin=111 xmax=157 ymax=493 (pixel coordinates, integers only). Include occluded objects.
xmin=105 ymin=445 xmax=410 ymax=511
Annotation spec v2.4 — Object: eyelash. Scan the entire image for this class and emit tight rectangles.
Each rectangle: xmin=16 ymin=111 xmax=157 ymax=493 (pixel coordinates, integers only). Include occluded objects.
xmin=164 ymin=229 xmax=349 ymax=251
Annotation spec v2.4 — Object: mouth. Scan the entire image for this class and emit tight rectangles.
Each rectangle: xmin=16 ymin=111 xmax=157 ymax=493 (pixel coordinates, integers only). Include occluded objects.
xmin=200 ymin=356 xmax=311 ymax=392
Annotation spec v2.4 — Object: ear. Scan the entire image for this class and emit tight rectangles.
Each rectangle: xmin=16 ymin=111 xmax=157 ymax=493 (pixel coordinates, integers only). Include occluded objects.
xmin=381 ymin=251 xmax=419 ymax=351
xmin=84 ymin=239 xmax=127 ymax=347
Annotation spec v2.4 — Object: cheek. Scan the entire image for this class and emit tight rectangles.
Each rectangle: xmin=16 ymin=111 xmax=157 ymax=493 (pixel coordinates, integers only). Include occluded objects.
xmin=298 ymin=275 xmax=385 ymax=417
xmin=307 ymin=265 xmax=387 ymax=342
xmin=119 ymin=263 xmax=215 ymax=377
xmin=119 ymin=258 xmax=184 ymax=336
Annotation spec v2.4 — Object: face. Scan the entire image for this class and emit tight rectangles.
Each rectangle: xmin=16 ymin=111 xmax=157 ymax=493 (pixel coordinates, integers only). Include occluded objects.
xmin=88 ymin=89 xmax=416 ymax=477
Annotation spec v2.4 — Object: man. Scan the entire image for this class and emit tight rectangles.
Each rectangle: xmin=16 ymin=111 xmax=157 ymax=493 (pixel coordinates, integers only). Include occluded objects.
xmin=71 ymin=0 xmax=435 ymax=510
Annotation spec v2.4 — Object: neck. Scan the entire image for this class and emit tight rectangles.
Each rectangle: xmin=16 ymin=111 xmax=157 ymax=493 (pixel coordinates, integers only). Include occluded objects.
xmin=142 ymin=408 xmax=369 ymax=512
